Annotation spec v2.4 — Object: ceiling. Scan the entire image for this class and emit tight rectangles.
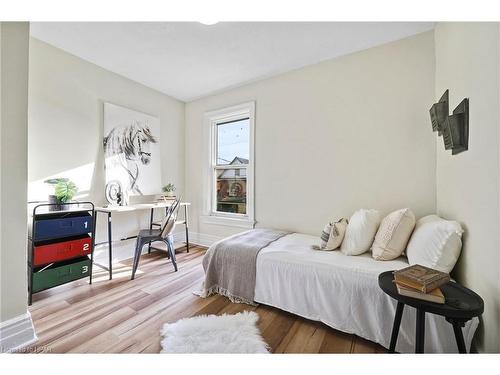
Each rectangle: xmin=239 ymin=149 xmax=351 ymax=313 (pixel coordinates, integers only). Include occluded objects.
xmin=30 ymin=22 xmax=434 ymax=102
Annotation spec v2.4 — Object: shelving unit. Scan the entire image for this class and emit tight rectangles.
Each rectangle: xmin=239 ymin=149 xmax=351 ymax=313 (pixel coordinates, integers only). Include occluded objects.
xmin=28 ymin=202 xmax=95 ymax=305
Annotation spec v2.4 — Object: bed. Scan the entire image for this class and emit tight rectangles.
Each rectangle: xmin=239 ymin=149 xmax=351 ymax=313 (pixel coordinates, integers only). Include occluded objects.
xmin=251 ymin=233 xmax=479 ymax=353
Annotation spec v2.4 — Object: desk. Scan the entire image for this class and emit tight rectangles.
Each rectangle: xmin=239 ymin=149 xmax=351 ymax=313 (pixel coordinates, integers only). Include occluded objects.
xmin=94 ymin=202 xmax=190 ymax=279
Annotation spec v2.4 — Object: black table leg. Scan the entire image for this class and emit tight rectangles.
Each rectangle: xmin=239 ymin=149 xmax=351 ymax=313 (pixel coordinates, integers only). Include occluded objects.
xmin=107 ymin=212 xmax=113 ymax=280
xmin=450 ymin=320 xmax=467 ymax=353
xmin=415 ymin=309 xmax=425 ymax=353
xmin=148 ymin=208 xmax=154 ymax=254
xmin=389 ymin=302 xmax=405 ymax=353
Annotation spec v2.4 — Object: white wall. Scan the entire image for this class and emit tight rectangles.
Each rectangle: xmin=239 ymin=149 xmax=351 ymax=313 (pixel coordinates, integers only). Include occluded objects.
xmin=185 ymin=31 xmax=436 ymax=242
xmin=7 ymin=24 xmax=500 ymax=352
xmin=0 ymin=22 xmax=30 ymax=322
xmin=28 ymin=38 xmax=186 ymax=262
xmin=434 ymin=23 xmax=500 ymax=353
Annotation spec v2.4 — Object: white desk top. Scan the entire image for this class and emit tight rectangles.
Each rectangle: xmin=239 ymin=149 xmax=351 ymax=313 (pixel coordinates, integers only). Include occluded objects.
xmin=95 ymin=201 xmax=190 ymax=213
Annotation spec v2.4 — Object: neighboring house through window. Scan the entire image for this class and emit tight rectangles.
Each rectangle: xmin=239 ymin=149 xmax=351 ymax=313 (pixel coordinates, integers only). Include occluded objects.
xmin=202 ymin=102 xmax=255 ymax=228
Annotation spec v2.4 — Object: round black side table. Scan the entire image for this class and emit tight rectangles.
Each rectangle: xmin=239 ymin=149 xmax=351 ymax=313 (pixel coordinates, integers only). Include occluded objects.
xmin=378 ymin=271 xmax=484 ymax=354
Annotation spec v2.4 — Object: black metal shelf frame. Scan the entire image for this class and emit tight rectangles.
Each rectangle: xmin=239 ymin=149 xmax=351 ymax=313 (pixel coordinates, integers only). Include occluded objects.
xmin=28 ymin=201 xmax=96 ymax=305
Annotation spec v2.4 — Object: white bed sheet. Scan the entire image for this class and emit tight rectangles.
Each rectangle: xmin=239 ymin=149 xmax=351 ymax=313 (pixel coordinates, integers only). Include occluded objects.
xmin=254 ymin=233 xmax=479 ymax=353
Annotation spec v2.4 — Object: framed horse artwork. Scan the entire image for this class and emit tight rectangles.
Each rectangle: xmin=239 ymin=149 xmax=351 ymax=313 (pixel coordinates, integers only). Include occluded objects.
xmin=103 ymin=102 xmax=161 ymax=205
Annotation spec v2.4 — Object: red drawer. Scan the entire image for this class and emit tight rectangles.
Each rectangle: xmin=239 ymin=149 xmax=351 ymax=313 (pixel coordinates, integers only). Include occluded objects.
xmin=34 ymin=237 xmax=92 ymax=266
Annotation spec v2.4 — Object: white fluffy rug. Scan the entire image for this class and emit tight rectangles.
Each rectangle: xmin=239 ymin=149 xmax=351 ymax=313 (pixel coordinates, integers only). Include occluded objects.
xmin=160 ymin=311 xmax=269 ymax=353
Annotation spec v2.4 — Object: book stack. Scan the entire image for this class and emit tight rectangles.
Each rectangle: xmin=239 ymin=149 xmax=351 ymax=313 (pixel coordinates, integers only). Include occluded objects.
xmin=393 ymin=264 xmax=450 ymax=304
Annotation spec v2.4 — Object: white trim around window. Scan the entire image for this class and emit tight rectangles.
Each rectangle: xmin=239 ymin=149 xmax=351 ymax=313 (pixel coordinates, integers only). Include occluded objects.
xmin=201 ymin=101 xmax=255 ymax=228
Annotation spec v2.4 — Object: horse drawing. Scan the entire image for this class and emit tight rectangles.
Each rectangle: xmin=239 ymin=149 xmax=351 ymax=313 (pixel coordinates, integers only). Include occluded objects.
xmin=103 ymin=120 xmax=157 ymax=195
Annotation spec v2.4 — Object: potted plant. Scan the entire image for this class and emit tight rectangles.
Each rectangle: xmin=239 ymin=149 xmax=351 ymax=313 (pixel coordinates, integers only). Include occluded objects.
xmin=162 ymin=183 xmax=176 ymax=197
xmin=44 ymin=178 xmax=78 ymax=211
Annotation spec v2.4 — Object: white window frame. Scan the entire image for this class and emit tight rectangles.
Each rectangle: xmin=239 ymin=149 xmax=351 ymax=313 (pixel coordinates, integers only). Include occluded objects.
xmin=201 ymin=101 xmax=255 ymax=228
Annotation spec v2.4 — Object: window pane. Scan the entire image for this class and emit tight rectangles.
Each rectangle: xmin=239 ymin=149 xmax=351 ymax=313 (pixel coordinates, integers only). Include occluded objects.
xmin=216 ymin=167 xmax=247 ymax=214
xmin=216 ymin=118 xmax=249 ymax=165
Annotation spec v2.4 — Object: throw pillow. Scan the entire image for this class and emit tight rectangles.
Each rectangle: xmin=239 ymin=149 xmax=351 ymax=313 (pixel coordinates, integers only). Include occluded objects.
xmin=371 ymin=208 xmax=416 ymax=261
xmin=406 ymin=215 xmax=463 ymax=273
xmin=314 ymin=218 xmax=348 ymax=251
xmin=341 ymin=209 xmax=381 ymax=256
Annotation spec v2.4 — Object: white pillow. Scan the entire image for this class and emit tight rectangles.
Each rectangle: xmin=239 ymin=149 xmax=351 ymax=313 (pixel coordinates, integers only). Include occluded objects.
xmin=341 ymin=209 xmax=381 ymax=256
xmin=406 ymin=215 xmax=463 ymax=273
xmin=372 ymin=208 xmax=416 ymax=261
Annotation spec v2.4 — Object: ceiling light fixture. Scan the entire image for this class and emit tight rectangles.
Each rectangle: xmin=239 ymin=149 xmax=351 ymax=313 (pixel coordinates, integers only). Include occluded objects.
xmin=199 ymin=21 xmax=219 ymax=26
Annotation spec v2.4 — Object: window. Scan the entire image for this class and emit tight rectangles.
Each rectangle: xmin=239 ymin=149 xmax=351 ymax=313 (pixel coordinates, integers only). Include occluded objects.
xmin=202 ymin=102 xmax=255 ymax=228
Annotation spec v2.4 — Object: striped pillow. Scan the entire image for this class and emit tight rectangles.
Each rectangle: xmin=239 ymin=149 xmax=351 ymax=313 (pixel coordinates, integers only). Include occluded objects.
xmin=314 ymin=218 xmax=348 ymax=251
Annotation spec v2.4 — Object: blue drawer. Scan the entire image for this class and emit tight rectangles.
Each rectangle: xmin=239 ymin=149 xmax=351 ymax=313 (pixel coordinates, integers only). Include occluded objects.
xmin=34 ymin=214 xmax=93 ymax=241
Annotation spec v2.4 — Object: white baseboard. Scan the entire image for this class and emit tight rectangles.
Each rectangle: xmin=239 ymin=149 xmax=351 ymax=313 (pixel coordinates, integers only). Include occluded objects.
xmin=0 ymin=311 xmax=37 ymax=353
xmin=173 ymin=231 xmax=222 ymax=248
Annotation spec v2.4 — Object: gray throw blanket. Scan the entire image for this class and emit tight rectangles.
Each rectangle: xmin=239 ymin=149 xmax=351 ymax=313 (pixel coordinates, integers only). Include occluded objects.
xmin=198 ymin=229 xmax=290 ymax=305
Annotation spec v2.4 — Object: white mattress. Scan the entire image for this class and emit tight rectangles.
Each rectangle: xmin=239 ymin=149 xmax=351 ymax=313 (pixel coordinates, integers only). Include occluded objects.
xmin=254 ymin=233 xmax=479 ymax=353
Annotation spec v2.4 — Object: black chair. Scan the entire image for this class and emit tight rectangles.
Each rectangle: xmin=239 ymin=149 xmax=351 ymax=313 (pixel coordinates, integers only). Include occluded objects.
xmin=131 ymin=198 xmax=181 ymax=280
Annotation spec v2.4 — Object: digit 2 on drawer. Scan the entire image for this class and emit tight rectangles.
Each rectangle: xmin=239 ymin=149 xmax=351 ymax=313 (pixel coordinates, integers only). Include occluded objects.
xmin=33 ymin=235 xmax=92 ymax=266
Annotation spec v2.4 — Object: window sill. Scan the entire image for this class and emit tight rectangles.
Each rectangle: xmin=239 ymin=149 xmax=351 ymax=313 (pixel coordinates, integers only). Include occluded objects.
xmin=201 ymin=215 xmax=256 ymax=229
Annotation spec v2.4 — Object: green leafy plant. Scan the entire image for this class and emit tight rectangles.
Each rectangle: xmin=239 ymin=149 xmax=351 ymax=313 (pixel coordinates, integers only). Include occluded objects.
xmin=44 ymin=177 xmax=69 ymax=185
xmin=162 ymin=183 xmax=176 ymax=193
xmin=54 ymin=180 xmax=78 ymax=203
xmin=45 ymin=178 xmax=78 ymax=203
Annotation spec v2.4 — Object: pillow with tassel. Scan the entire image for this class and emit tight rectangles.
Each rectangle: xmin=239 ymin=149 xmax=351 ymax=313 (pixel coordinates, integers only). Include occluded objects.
xmin=313 ymin=218 xmax=348 ymax=251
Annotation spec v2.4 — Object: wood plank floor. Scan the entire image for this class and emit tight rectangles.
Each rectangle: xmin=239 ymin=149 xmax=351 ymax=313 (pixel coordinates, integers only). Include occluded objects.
xmin=27 ymin=245 xmax=386 ymax=354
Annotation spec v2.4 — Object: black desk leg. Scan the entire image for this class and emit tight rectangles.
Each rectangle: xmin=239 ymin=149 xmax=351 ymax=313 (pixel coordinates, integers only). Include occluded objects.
xmin=184 ymin=204 xmax=189 ymax=253
xmin=415 ymin=309 xmax=425 ymax=353
xmin=107 ymin=212 xmax=113 ymax=280
xmin=451 ymin=320 xmax=467 ymax=353
xmin=148 ymin=208 xmax=154 ymax=254
xmin=389 ymin=302 xmax=405 ymax=353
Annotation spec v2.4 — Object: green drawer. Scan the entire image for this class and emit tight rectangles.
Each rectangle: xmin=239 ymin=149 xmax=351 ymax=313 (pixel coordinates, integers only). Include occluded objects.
xmin=32 ymin=257 xmax=91 ymax=293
